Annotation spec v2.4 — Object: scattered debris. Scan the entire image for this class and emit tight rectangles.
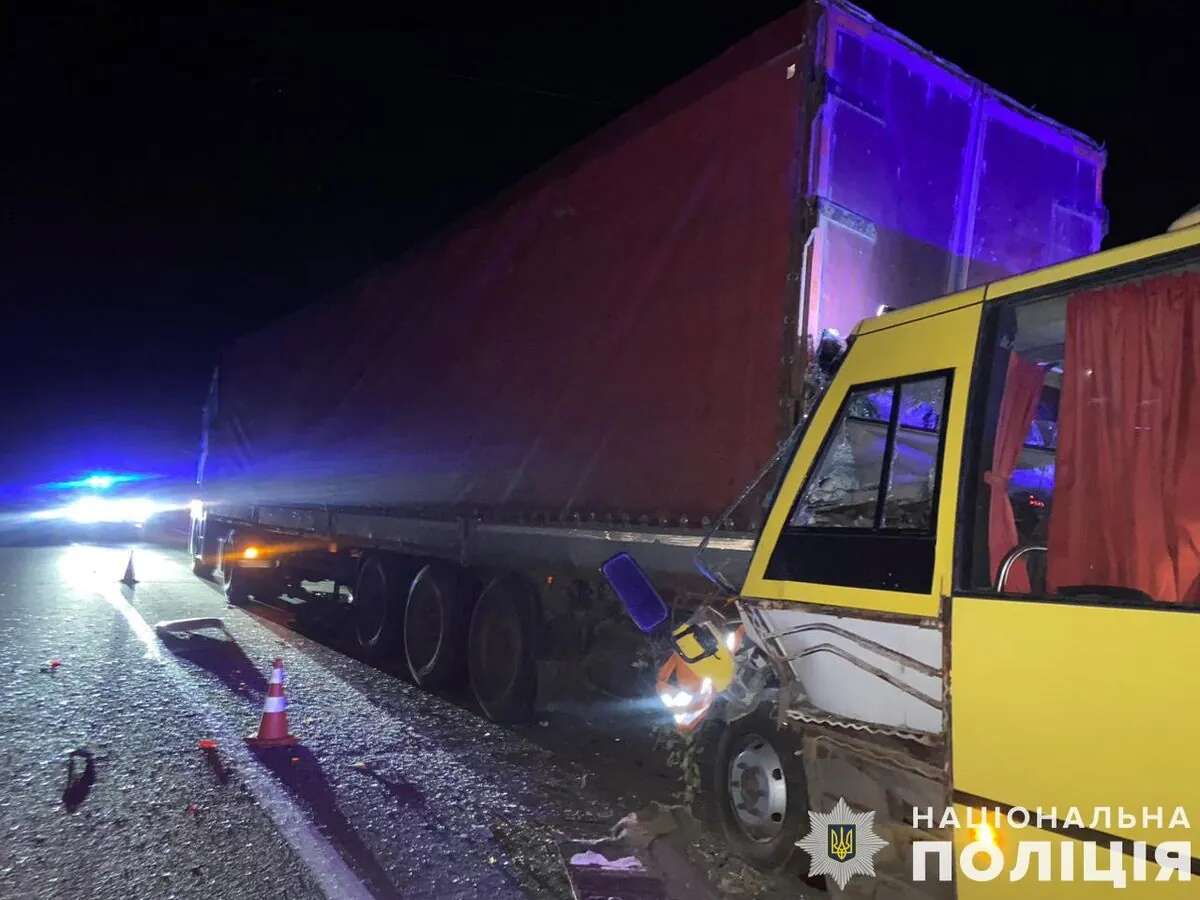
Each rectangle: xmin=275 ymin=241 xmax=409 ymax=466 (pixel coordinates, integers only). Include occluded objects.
xmin=198 ymin=740 xmax=230 ymax=784
xmin=153 ymin=617 xmax=226 ymax=638
xmin=560 ymin=839 xmax=666 ymax=900
xmin=612 ymin=802 xmax=695 ymax=849
xmin=62 ymin=748 xmax=96 ymax=812
xmin=569 ymin=850 xmax=644 ymax=870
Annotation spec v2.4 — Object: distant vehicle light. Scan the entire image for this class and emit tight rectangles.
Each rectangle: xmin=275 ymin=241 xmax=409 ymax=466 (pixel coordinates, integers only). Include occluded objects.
xmin=243 ymin=546 xmax=260 ymax=560
xmin=62 ymin=496 xmax=157 ymax=524
xmin=83 ymin=474 xmax=115 ymax=490
xmin=189 ymin=499 xmax=204 ymax=518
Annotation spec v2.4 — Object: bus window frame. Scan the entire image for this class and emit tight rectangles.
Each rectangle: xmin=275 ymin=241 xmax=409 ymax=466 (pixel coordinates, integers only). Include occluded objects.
xmin=765 ymin=368 xmax=954 ymax=593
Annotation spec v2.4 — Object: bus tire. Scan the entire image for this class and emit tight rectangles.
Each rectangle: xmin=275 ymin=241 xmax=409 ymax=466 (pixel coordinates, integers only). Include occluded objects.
xmin=704 ymin=705 xmax=809 ymax=871
xmin=404 ymin=562 xmax=472 ymax=689
xmin=468 ymin=576 xmax=538 ymax=723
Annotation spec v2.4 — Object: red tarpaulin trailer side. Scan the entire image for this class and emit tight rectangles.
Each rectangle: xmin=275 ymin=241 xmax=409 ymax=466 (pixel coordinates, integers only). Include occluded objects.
xmin=207 ymin=25 xmax=809 ymax=526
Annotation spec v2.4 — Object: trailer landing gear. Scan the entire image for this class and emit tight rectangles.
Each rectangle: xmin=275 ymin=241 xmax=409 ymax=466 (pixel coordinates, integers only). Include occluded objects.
xmin=223 ymin=565 xmax=282 ymax=607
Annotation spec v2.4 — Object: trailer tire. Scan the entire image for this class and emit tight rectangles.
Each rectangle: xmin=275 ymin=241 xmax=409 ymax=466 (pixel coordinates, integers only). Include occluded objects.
xmin=703 ymin=705 xmax=809 ymax=871
xmin=349 ymin=556 xmax=401 ymax=660
xmin=468 ymin=576 xmax=538 ymax=723
xmin=404 ymin=562 xmax=472 ymax=689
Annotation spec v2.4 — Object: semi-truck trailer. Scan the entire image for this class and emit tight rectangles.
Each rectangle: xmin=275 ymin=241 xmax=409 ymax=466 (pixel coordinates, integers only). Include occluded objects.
xmin=190 ymin=1 xmax=1105 ymax=732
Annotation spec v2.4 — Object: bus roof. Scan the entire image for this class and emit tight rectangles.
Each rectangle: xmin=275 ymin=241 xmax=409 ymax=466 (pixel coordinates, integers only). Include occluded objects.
xmin=856 ymin=224 xmax=1200 ymax=337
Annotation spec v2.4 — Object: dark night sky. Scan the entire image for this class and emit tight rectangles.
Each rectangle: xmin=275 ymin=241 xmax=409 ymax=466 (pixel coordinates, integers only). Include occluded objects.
xmin=2 ymin=2 xmax=1197 ymax=490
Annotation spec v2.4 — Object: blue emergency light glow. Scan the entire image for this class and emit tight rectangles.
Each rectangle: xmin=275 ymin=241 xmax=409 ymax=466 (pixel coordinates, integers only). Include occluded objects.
xmin=39 ymin=471 xmax=154 ymax=491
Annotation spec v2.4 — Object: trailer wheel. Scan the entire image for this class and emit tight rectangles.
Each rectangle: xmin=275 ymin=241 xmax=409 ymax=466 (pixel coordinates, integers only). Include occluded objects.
xmin=353 ymin=555 xmax=409 ymax=661
xmin=703 ymin=705 xmax=809 ymax=871
xmin=468 ymin=576 xmax=538 ymax=723
xmin=404 ymin=563 xmax=471 ymax=689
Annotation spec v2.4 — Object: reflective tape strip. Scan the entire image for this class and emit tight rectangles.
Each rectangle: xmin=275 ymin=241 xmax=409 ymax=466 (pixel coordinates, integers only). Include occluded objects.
xmin=270 ymin=669 xmax=286 ymax=685
xmin=262 ymin=695 xmax=288 ymax=713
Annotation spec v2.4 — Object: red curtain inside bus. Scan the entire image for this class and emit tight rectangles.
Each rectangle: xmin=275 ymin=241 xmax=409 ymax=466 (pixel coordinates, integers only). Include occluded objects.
xmin=1048 ymin=270 xmax=1200 ymax=604
xmin=986 ymin=353 xmax=1045 ymax=591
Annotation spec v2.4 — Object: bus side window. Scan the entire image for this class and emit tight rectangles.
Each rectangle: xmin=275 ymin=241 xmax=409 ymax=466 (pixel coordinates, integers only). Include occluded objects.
xmin=959 ymin=266 xmax=1200 ymax=606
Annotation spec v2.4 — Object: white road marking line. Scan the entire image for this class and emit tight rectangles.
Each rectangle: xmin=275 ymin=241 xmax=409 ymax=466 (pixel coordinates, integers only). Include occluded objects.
xmin=96 ymin=580 xmax=376 ymax=900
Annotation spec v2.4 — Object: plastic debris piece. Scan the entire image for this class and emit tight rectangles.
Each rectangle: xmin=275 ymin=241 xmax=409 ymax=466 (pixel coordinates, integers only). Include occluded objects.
xmin=561 ymin=840 xmax=665 ymax=899
xmin=197 ymin=739 xmax=218 ymax=751
xmin=185 ymin=803 xmax=200 ymax=816
xmin=569 ymin=850 xmax=644 ymax=871
xmin=48 ymin=659 xmax=61 ymax=669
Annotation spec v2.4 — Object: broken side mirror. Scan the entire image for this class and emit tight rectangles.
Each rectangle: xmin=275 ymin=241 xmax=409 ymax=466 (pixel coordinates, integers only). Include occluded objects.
xmin=600 ymin=552 xmax=669 ymax=633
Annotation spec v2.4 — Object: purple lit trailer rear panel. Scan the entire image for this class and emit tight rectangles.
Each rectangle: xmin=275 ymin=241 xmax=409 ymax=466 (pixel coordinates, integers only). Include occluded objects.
xmin=201 ymin=1 xmax=1105 ymax=575
xmin=802 ymin=3 xmax=1106 ymax=342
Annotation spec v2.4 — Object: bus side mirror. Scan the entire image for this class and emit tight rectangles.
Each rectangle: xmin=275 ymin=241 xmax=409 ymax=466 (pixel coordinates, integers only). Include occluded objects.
xmin=600 ymin=552 xmax=669 ymax=633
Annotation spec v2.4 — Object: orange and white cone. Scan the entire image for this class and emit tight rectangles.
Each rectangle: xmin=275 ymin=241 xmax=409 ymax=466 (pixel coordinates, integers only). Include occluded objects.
xmin=245 ymin=658 xmax=297 ymax=747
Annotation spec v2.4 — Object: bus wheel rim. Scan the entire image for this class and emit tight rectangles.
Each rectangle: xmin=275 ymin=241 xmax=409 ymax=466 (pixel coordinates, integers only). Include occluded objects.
xmin=727 ymin=732 xmax=787 ymax=842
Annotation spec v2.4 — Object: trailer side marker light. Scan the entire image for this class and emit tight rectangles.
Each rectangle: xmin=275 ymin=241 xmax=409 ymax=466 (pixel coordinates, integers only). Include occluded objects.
xmin=243 ymin=546 xmax=260 ymax=560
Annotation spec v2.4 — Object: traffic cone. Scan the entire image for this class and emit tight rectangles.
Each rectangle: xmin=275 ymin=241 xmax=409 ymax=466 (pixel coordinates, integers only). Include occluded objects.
xmin=245 ymin=658 xmax=297 ymax=748
xmin=121 ymin=552 xmax=137 ymax=587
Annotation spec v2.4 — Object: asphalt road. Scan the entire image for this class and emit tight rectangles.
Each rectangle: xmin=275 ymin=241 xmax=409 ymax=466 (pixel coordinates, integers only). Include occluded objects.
xmin=0 ymin=541 xmax=691 ymax=900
